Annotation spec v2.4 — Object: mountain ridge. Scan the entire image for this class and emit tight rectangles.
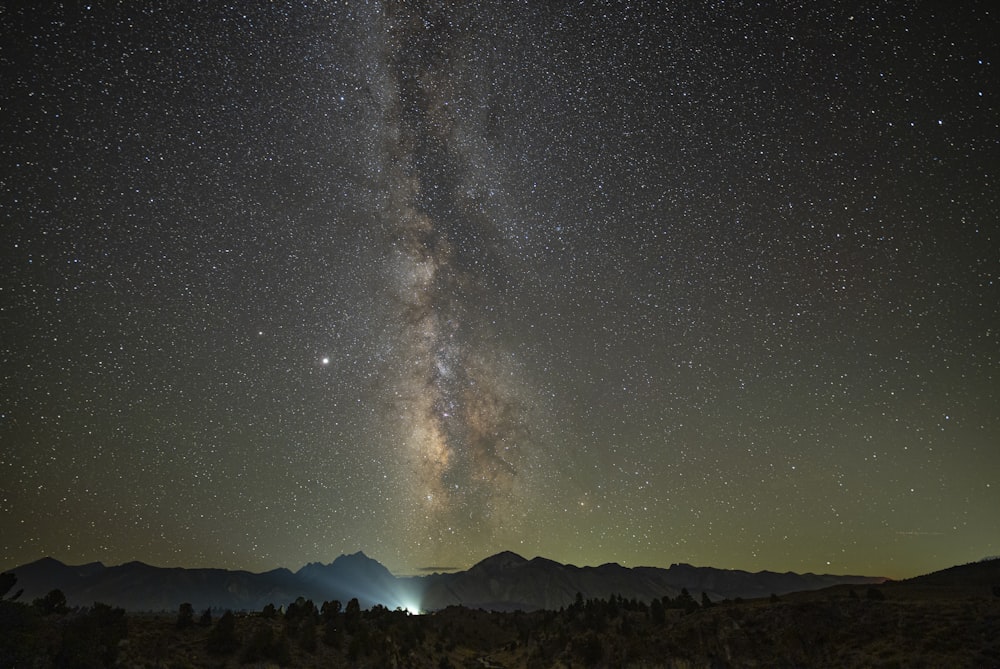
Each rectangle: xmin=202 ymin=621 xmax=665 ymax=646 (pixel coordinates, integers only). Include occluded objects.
xmin=7 ymin=552 xmax=886 ymax=613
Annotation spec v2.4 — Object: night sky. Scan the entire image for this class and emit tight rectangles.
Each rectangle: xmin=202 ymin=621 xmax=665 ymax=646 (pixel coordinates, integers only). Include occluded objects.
xmin=2 ymin=2 xmax=997 ymax=580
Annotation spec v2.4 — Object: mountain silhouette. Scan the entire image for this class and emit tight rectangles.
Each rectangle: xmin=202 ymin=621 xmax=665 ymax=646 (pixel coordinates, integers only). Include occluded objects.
xmin=7 ymin=552 xmax=885 ymax=612
xmin=295 ymin=551 xmax=408 ymax=608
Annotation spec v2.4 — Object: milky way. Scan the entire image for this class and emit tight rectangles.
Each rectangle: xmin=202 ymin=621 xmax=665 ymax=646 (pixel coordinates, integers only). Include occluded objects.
xmin=374 ymin=3 xmax=535 ymax=559
xmin=1 ymin=2 xmax=997 ymax=578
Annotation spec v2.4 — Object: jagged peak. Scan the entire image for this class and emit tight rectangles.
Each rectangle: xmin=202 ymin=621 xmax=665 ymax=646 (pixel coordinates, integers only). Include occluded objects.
xmin=332 ymin=550 xmax=376 ymax=564
xmin=329 ymin=551 xmax=394 ymax=575
xmin=294 ymin=562 xmax=326 ymax=576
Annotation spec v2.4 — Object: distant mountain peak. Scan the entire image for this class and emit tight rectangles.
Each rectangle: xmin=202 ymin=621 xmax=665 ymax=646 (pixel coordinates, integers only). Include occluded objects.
xmin=27 ymin=556 xmax=66 ymax=568
xmin=331 ymin=551 xmax=380 ymax=567
xmin=324 ymin=552 xmax=396 ymax=583
xmin=471 ymin=551 xmax=528 ymax=571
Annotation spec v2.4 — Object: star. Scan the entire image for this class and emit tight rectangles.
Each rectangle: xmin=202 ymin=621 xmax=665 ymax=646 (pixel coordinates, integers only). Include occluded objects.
xmin=0 ymin=0 xmax=995 ymax=580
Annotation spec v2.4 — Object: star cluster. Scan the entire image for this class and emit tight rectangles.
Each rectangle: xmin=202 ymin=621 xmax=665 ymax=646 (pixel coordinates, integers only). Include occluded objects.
xmin=2 ymin=2 xmax=997 ymax=578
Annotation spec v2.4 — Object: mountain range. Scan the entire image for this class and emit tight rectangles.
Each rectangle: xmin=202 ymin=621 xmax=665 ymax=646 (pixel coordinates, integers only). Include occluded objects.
xmin=6 ymin=551 xmax=884 ymax=612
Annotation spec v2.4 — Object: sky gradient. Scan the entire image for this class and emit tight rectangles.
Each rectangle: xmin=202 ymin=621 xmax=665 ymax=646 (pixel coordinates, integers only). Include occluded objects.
xmin=2 ymin=1 xmax=997 ymax=580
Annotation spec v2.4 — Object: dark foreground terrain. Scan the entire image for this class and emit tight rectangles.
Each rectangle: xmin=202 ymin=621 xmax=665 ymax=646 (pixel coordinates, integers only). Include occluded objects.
xmin=2 ymin=561 xmax=999 ymax=668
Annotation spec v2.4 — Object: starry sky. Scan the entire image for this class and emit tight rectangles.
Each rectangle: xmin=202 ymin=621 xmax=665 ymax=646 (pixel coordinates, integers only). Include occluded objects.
xmin=2 ymin=1 xmax=997 ymax=580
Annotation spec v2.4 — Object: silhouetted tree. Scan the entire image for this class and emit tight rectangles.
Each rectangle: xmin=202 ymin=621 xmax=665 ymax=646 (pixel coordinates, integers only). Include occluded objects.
xmin=285 ymin=596 xmax=302 ymax=620
xmin=321 ymin=599 xmax=341 ymax=622
xmin=676 ymin=588 xmax=699 ymax=613
xmin=34 ymin=589 xmax=68 ymax=615
xmin=701 ymin=591 xmax=714 ymax=608
xmin=606 ymin=593 xmax=619 ymax=618
xmin=199 ymin=607 xmax=212 ymax=626
xmin=283 ymin=596 xmax=318 ymax=647
xmin=285 ymin=595 xmax=318 ymax=624
xmin=176 ymin=602 xmax=195 ymax=628
xmin=650 ymin=596 xmax=665 ymax=624
xmin=206 ymin=610 xmax=239 ymax=654
xmin=261 ymin=602 xmax=277 ymax=618
xmin=344 ymin=597 xmax=361 ymax=634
